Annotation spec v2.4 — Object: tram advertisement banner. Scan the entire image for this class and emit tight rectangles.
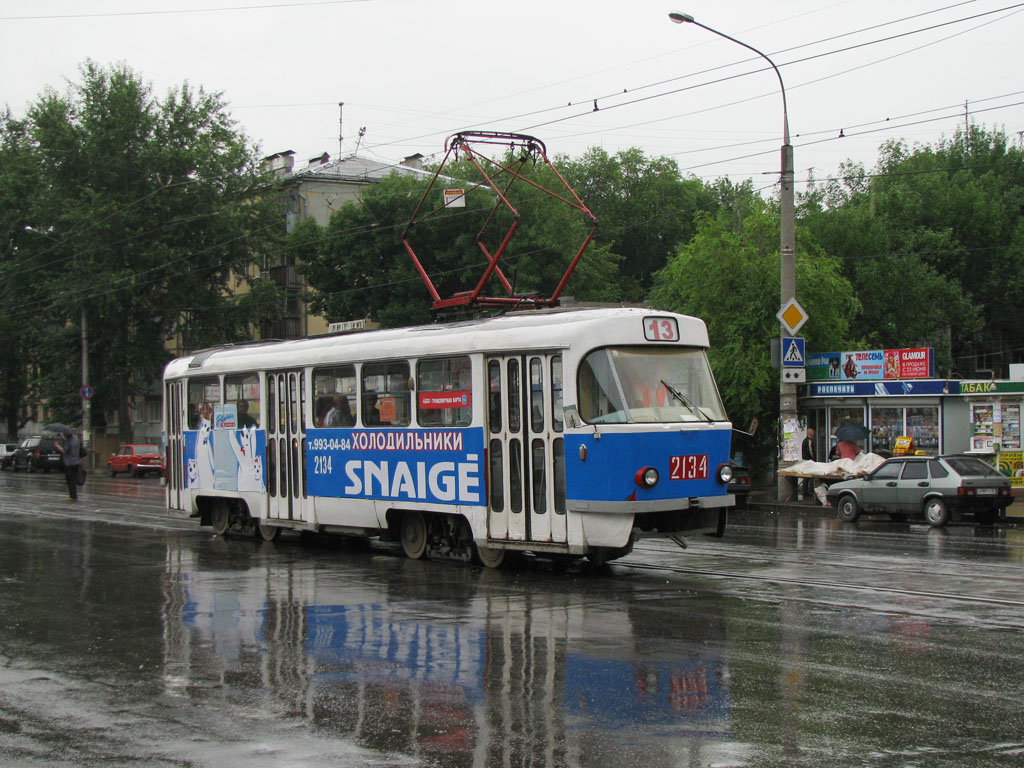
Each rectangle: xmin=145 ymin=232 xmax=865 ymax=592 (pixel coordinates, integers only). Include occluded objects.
xmin=807 ymin=348 xmax=933 ymax=381
xmin=307 ymin=427 xmax=485 ymax=505
xmin=184 ymin=422 xmax=266 ymax=492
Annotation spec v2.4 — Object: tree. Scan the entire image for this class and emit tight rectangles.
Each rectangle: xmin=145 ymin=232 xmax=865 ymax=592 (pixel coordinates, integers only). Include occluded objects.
xmin=650 ymin=197 xmax=857 ymax=477
xmin=562 ymin=147 xmax=714 ymax=300
xmin=5 ymin=61 xmax=282 ymax=440
xmin=0 ymin=113 xmax=46 ymax=438
xmin=800 ymin=128 xmax=1021 ymax=375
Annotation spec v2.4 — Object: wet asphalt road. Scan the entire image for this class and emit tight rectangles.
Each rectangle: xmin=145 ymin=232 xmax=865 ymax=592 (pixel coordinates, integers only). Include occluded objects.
xmin=1 ymin=470 xmax=1023 ymax=767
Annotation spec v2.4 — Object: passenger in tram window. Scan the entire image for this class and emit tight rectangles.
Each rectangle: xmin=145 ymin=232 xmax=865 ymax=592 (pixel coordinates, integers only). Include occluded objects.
xmin=237 ymin=399 xmax=258 ymax=428
xmin=324 ymin=395 xmax=354 ymax=427
xmin=362 ymin=393 xmax=381 ymax=426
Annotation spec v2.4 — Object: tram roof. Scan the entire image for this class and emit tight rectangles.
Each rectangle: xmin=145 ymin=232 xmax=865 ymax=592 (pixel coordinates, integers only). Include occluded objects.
xmin=164 ymin=307 xmax=710 ymax=378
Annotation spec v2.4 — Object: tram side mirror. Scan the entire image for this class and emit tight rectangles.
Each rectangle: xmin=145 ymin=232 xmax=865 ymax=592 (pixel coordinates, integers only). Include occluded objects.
xmin=563 ymin=404 xmax=582 ymax=429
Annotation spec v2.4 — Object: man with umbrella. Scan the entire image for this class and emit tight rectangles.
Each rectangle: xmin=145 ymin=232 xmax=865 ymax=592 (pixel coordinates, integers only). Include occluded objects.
xmin=49 ymin=424 xmax=82 ymax=501
xmin=834 ymin=423 xmax=869 ymax=460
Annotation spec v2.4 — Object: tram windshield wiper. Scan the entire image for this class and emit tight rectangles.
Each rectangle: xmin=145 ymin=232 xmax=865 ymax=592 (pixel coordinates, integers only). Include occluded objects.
xmin=661 ymin=379 xmax=714 ymax=424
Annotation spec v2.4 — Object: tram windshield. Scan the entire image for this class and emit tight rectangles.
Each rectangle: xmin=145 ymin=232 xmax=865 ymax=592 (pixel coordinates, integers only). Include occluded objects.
xmin=578 ymin=346 xmax=727 ymax=424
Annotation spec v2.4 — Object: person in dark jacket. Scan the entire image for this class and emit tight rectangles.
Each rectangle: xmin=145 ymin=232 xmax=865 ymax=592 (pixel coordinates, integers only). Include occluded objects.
xmin=56 ymin=430 xmax=82 ymax=501
xmin=800 ymin=427 xmax=816 ymax=499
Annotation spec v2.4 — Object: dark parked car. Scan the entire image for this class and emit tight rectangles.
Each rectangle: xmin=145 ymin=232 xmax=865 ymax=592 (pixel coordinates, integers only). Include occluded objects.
xmin=729 ymin=464 xmax=751 ymax=509
xmin=11 ymin=435 xmax=64 ymax=473
xmin=826 ymin=454 xmax=1012 ymax=527
xmin=0 ymin=443 xmax=18 ymax=469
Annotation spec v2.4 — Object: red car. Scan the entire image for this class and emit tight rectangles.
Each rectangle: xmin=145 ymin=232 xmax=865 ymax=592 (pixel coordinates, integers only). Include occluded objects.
xmin=108 ymin=443 xmax=164 ymax=477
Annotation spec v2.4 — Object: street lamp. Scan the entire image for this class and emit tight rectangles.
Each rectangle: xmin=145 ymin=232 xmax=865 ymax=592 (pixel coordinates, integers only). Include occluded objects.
xmin=24 ymin=225 xmax=91 ymax=458
xmin=668 ymin=11 xmax=797 ymax=498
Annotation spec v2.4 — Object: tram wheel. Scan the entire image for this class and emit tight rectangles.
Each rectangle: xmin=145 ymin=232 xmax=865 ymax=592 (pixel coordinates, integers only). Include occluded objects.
xmin=475 ymin=545 xmax=507 ymax=569
xmin=211 ymin=500 xmax=231 ymax=537
xmin=401 ymin=511 xmax=428 ymax=559
xmin=256 ymin=520 xmax=281 ymax=542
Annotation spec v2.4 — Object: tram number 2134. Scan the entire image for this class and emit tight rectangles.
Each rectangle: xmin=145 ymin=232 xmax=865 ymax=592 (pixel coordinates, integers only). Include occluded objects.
xmin=670 ymin=454 xmax=708 ymax=481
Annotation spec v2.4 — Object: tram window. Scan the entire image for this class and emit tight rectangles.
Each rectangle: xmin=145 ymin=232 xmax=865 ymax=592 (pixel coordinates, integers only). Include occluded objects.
xmin=553 ymin=438 xmax=566 ymax=514
xmin=551 ymin=356 xmax=563 ymax=433
xmin=187 ymin=377 xmax=220 ymax=429
xmin=225 ymin=374 xmax=260 ymax=428
xmin=509 ymin=439 xmax=523 ymax=513
xmin=417 ymin=356 xmax=472 ymax=427
xmin=267 ymin=437 xmax=277 ymax=495
xmin=489 ymin=439 xmax=504 ymax=512
xmin=530 ymin=358 xmax=545 ymax=433
xmin=362 ymin=361 xmax=411 ymax=427
xmin=508 ymin=360 xmax=521 ymax=434
xmin=313 ymin=365 xmax=356 ymax=428
xmin=268 ymin=377 xmax=276 ymax=435
xmin=532 ymin=439 xmax=547 ymax=514
xmin=488 ymin=360 xmax=502 ymax=433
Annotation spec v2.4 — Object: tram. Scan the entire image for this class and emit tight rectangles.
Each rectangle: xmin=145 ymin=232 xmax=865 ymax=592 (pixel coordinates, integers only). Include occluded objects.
xmin=163 ymin=307 xmax=734 ymax=566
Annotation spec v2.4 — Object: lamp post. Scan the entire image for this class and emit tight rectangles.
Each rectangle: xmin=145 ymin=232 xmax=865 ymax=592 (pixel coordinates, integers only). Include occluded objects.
xmin=668 ymin=12 xmax=797 ymax=497
xmin=24 ymin=226 xmax=91 ymax=457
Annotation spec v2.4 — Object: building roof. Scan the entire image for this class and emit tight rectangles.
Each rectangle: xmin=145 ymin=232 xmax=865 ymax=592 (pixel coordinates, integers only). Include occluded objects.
xmin=294 ymin=153 xmax=434 ymax=183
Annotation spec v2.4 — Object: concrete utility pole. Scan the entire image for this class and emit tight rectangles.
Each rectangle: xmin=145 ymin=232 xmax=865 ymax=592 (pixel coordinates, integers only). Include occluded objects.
xmin=669 ymin=12 xmax=798 ymax=497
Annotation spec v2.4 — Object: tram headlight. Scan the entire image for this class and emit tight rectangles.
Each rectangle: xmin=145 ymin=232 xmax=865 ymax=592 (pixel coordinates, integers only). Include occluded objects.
xmin=634 ymin=466 xmax=659 ymax=489
xmin=717 ymin=463 xmax=734 ymax=484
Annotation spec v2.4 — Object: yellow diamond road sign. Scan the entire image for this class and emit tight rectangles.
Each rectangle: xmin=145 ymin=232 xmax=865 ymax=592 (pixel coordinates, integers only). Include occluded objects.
xmin=777 ymin=298 xmax=809 ymax=335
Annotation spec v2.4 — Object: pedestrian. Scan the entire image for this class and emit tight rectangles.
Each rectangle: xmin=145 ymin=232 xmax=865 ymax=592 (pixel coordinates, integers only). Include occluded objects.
xmin=56 ymin=430 xmax=82 ymax=501
xmin=801 ymin=427 xmax=816 ymax=499
xmin=836 ymin=439 xmax=862 ymax=461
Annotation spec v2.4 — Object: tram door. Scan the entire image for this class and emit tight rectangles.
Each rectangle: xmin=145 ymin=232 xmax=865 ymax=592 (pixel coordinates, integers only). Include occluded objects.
xmin=486 ymin=354 xmax=566 ymax=545
xmin=164 ymin=379 xmax=185 ymax=511
xmin=267 ymin=370 xmax=308 ymax=524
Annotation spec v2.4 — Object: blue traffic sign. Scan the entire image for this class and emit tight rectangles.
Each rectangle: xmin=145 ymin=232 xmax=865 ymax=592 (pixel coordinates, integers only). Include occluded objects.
xmin=781 ymin=337 xmax=805 ymax=368
xmin=79 ymin=385 xmax=94 ymax=400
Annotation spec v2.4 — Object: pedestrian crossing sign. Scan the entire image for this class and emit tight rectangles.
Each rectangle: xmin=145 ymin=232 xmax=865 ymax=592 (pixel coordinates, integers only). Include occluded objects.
xmin=782 ymin=337 xmax=805 ymax=367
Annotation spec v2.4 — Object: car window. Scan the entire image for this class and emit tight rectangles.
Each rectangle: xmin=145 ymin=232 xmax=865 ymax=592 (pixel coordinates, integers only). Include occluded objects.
xmin=872 ymin=461 xmax=903 ymax=480
xmin=944 ymin=457 xmax=1001 ymax=477
xmin=901 ymin=462 xmax=928 ymax=480
xmin=928 ymin=460 xmax=948 ymax=479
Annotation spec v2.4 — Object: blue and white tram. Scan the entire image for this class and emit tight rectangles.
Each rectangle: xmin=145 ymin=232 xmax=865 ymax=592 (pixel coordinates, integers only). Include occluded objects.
xmin=163 ymin=307 xmax=734 ymax=566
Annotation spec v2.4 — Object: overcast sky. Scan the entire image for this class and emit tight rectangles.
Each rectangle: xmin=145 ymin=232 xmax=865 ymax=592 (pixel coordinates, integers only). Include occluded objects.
xmin=3 ymin=0 xmax=1022 ymax=195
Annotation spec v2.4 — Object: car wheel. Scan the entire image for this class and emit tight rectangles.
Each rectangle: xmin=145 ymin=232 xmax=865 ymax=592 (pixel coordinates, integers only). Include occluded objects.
xmin=108 ymin=466 xmax=117 ymax=477
xmin=837 ymin=494 xmax=861 ymax=522
xmin=923 ymin=498 xmax=950 ymax=527
xmin=130 ymin=465 xmax=140 ymax=478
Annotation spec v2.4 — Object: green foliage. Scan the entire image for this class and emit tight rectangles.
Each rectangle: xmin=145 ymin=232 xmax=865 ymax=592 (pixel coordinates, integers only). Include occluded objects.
xmin=650 ymin=197 xmax=857 ymax=477
xmin=561 ymin=147 xmax=713 ymax=300
xmin=1 ymin=61 xmax=282 ymax=438
xmin=801 ymin=126 xmax=1023 ymax=376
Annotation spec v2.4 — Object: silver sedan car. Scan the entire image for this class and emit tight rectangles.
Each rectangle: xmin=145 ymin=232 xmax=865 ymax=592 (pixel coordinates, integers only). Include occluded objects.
xmin=826 ymin=454 xmax=1012 ymax=527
